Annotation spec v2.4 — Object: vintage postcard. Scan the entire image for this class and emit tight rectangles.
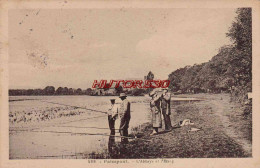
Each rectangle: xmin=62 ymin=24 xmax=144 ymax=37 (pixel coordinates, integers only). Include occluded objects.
xmin=0 ymin=0 xmax=260 ymax=168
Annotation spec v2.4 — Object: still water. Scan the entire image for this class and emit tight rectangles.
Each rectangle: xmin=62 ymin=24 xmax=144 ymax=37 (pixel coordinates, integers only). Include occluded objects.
xmin=9 ymin=95 xmax=200 ymax=159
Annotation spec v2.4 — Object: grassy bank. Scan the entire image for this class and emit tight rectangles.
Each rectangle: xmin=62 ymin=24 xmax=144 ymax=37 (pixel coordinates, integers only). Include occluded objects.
xmin=91 ymin=93 xmax=252 ymax=158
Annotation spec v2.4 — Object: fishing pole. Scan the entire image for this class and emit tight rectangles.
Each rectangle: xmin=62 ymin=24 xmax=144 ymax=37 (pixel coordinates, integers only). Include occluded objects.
xmin=10 ymin=99 xmax=141 ymax=135
xmin=37 ymin=99 xmax=136 ymax=114
xmin=53 ymin=125 xmax=121 ymax=130
xmin=38 ymin=100 xmax=108 ymax=114
xmin=26 ymin=130 xmax=151 ymax=142
xmin=9 ymin=115 xmax=107 ymax=132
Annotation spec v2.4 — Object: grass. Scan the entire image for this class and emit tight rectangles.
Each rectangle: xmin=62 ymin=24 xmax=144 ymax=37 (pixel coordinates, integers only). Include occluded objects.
xmin=88 ymin=93 xmax=252 ymax=159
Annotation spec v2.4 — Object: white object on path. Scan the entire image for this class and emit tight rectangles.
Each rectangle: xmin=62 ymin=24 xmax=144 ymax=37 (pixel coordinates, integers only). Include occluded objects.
xmin=179 ymin=119 xmax=194 ymax=127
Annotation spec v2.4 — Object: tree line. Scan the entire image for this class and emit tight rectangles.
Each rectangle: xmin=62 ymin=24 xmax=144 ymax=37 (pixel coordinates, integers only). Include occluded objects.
xmin=168 ymin=8 xmax=252 ymax=103
xmin=9 ymin=71 xmax=155 ymax=96
xmin=9 ymin=85 xmax=152 ymax=96
xmin=9 ymin=86 xmax=93 ymax=96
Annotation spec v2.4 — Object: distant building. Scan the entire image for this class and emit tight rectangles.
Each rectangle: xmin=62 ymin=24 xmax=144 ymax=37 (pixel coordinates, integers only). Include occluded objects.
xmin=104 ymin=88 xmax=116 ymax=95
xmin=93 ymin=88 xmax=104 ymax=96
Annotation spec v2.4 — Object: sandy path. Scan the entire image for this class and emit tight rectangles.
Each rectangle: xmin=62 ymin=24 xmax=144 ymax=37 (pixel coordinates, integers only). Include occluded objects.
xmin=210 ymin=98 xmax=252 ymax=156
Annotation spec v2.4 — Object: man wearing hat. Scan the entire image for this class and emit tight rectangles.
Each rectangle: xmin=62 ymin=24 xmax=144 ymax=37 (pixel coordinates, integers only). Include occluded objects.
xmin=107 ymin=99 xmax=117 ymax=135
xmin=118 ymin=93 xmax=131 ymax=143
xmin=161 ymin=88 xmax=172 ymax=131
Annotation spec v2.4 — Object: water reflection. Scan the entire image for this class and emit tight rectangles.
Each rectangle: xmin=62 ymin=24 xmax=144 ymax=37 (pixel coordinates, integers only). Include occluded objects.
xmin=107 ymin=133 xmax=130 ymax=158
xmin=108 ymin=135 xmax=116 ymax=158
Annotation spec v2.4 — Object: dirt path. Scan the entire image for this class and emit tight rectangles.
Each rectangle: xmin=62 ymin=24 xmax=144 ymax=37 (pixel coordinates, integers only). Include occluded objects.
xmin=210 ymin=98 xmax=252 ymax=156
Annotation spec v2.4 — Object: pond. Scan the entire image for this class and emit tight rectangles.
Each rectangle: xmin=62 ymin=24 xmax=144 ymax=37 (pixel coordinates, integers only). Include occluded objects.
xmin=9 ymin=95 xmax=202 ymax=159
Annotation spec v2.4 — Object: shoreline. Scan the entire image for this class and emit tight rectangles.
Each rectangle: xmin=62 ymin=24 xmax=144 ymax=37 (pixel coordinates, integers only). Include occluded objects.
xmin=9 ymin=93 xmax=252 ymax=159
xmin=89 ymin=93 xmax=252 ymax=159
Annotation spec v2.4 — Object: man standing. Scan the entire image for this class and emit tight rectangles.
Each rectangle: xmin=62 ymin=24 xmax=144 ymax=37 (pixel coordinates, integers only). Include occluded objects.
xmin=161 ymin=88 xmax=172 ymax=131
xmin=107 ymin=99 xmax=117 ymax=135
xmin=149 ymin=90 xmax=162 ymax=135
xmin=118 ymin=93 xmax=131 ymax=143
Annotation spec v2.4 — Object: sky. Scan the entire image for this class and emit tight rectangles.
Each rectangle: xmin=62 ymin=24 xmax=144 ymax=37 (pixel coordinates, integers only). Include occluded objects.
xmin=9 ymin=8 xmax=237 ymax=89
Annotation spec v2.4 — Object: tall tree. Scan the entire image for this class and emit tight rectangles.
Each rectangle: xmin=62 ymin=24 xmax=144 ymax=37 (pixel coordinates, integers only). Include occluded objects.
xmin=76 ymin=88 xmax=83 ymax=95
xmin=147 ymin=71 xmax=154 ymax=80
xmin=68 ymin=88 xmax=74 ymax=95
xmin=227 ymin=8 xmax=252 ymax=50
xmin=115 ymin=85 xmax=123 ymax=94
xmin=86 ymin=88 xmax=93 ymax=95
xmin=63 ymin=87 xmax=69 ymax=95
xmin=167 ymin=8 xmax=252 ymax=99
xmin=56 ymin=87 xmax=64 ymax=95
xmin=226 ymin=8 xmax=252 ymax=91
xmin=43 ymin=86 xmax=55 ymax=95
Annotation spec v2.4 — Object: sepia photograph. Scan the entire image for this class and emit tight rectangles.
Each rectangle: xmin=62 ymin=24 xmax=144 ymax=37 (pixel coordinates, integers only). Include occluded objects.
xmin=1 ymin=0 xmax=260 ymax=167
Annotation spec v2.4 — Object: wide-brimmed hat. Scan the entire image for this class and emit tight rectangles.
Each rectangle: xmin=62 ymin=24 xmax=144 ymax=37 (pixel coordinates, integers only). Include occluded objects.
xmin=119 ymin=93 xmax=127 ymax=98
